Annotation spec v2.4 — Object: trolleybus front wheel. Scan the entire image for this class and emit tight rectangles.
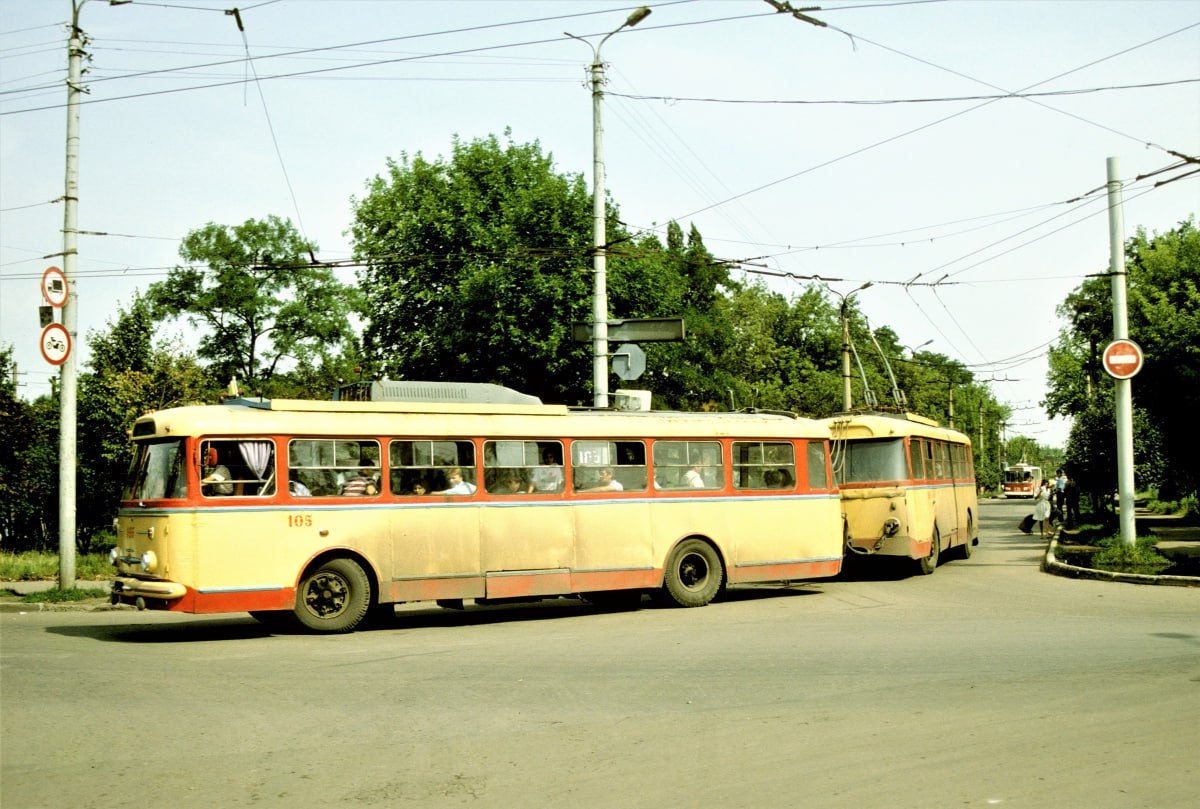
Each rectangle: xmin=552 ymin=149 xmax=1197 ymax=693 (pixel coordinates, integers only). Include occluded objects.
xmin=662 ymin=538 xmax=724 ymax=607
xmin=294 ymin=557 xmax=371 ymax=633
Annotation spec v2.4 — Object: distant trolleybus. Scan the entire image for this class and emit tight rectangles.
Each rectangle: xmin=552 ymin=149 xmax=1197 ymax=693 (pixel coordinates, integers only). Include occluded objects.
xmin=111 ymin=393 xmax=844 ymax=631
xmin=1001 ymin=463 xmax=1041 ymax=498
xmin=827 ymin=412 xmax=979 ymax=574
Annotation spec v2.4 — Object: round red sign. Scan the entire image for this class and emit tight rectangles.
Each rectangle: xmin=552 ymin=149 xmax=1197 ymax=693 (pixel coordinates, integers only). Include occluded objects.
xmin=40 ymin=322 xmax=71 ymax=366
xmin=1102 ymin=338 xmax=1143 ymax=380
xmin=41 ymin=266 xmax=68 ymax=308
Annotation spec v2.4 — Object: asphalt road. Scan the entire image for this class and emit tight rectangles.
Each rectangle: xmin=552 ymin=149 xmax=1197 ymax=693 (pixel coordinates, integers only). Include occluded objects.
xmin=2 ymin=499 xmax=1196 ymax=809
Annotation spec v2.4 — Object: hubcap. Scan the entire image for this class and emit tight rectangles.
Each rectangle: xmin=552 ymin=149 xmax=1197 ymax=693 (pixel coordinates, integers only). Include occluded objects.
xmin=304 ymin=572 xmax=349 ymax=618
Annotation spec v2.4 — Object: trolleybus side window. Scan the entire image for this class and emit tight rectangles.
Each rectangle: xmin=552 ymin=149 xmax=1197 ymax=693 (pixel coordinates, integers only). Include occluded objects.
xmin=572 ymin=440 xmax=647 ymax=492
xmin=732 ymin=441 xmax=796 ymax=489
xmin=652 ymin=440 xmax=723 ymax=489
xmin=200 ymin=439 xmax=277 ymax=497
xmin=389 ymin=439 xmax=476 ymax=495
xmin=806 ymin=440 xmax=830 ymax=490
xmin=482 ymin=440 xmax=564 ymax=494
xmin=288 ymin=439 xmax=379 ymax=497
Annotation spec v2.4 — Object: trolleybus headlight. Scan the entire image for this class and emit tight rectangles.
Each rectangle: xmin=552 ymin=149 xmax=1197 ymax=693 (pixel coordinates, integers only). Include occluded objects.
xmin=883 ymin=518 xmax=900 ymax=537
xmin=140 ymin=551 xmax=158 ymax=573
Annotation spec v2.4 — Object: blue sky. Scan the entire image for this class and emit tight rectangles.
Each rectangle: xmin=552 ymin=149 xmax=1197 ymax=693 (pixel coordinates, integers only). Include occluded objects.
xmin=2 ymin=0 xmax=1197 ymax=448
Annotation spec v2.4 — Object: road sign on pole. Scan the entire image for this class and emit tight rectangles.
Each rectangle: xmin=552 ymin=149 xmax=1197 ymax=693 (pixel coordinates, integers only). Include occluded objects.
xmin=41 ymin=266 xmax=68 ymax=308
xmin=573 ymin=318 xmax=686 ymax=343
xmin=1102 ymin=338 xmax=1143 ymax=380
xmin=612 ymin=343 xmax=646 ymax=381
xmin=40 ymin=322 xmax=71 ymax=366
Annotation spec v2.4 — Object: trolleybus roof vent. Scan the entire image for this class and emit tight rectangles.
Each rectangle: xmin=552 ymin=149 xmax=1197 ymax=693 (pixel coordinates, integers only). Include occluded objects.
xmin=336 ymin=380 xmax=542 ymax=406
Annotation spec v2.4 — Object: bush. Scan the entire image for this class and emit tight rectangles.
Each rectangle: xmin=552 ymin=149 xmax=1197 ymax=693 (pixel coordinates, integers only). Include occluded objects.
xmin=1091 ymin=536 xmax=1172 ymax=576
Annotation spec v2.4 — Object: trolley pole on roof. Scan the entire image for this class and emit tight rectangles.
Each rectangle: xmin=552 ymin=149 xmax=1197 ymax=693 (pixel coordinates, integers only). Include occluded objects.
xmin=1106 ymin=157 xmax=1136 ymax=548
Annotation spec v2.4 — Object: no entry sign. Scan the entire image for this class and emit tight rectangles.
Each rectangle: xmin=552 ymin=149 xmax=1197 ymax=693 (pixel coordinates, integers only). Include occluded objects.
xmin=1102 ymin=338 xmax=1144 ymax=380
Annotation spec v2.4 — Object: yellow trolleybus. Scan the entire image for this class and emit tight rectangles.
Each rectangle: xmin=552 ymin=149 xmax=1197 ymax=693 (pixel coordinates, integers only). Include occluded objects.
xmin=827 ymin=412 xmax=979 ymax=574
xmin=111 ymin=391 xmax=844 ymax=631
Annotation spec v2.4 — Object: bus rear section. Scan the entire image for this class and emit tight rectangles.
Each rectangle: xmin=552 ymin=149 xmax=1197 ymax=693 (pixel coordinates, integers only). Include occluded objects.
xmin=828 ymin=413 xmax=979 ymax=575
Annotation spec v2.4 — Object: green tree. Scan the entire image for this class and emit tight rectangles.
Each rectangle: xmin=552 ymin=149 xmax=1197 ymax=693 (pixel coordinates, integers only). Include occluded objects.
xmin=0 ymin=352 xmax=58 ymax=551
xmin=351 ymin=133 xmax=738 ymax=407
xmin=147 ymin=215 xmax=361 ymax=395
xmin=1049 ymin=216 xmax=1199 ymax=501
xmin=351 ymin=133 xmax=595 ymax=403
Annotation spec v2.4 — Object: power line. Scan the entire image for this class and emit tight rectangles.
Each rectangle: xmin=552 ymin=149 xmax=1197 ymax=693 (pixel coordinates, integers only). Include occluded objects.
xmin=610 ymin=77 xmax=1200 ymax=107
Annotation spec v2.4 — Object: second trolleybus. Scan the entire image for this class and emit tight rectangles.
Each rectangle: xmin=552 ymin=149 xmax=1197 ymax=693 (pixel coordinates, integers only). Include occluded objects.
xmin=827 ymin=412 xmax=979 ymax=574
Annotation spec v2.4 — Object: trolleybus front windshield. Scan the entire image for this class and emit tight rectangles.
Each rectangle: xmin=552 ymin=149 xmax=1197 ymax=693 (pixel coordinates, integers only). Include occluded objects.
xmin=125 ymin=439 xmax=187 ymax=501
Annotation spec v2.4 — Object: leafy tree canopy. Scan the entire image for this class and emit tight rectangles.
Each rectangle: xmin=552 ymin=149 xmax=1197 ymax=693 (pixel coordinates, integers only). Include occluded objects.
xmin=146 ymin=215 xmax=361 ymax=395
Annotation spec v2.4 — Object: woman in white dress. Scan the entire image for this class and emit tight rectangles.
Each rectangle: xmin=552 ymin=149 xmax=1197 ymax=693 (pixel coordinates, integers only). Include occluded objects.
xmin=1033 ymin=478 xmax=1053 ymax=537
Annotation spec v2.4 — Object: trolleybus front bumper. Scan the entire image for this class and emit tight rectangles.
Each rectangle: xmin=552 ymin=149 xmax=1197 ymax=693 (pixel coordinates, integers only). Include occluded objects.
xmin=111 ymin=576 xmax=187 ymax=609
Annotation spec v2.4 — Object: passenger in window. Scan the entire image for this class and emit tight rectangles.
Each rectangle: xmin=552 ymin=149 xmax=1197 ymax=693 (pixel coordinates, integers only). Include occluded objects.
xmin=775 ymin=468 xmax=794 ymax=488
xmin=492 ymin=472 xmax=526 ymax=495
xmin=201 ymin=449 xmax=234 ymax=496
xmin=580 ymin=467 xmax=623 ymax=492
xmin=683 ymin=464 xmax=706 ymax=488
xmin=529 ymin=449 xmax=564 ymax=492
xmin=340 ymin=461 xmax=379 ymax=496
xmin=435 ymin=467 xmax=476 ymax=495
xmin=410 ymin=481 xmax=428 ymax=496
xmin=288 ymin=472 xmax=312 ymax=497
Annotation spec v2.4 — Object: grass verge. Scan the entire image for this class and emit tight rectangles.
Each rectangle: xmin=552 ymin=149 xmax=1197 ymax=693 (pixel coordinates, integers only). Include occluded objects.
xmin=3 ymin=587 xmax=110 ymax=604
xmin=0 ymin=551 xmax=113 ymax=581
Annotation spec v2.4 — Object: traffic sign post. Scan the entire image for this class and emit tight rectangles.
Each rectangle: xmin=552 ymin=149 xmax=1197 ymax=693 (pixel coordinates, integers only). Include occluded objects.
xmin=1102 ymin=338 xmax=1144 ymax=380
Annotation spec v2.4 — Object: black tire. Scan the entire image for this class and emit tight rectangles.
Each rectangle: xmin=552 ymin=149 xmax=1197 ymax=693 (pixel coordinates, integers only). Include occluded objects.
xmin=293 ymin=557 xmax=371 ymax=633
xmin=958 ymin=513 xmax=976 ymax=559
xmin=662 ymin=538 xmax=724 ymax=607
xmin=917 ymin=527 xmax=940 ymax=575
xmin=916 ymin=523 xmax=936 ymax=573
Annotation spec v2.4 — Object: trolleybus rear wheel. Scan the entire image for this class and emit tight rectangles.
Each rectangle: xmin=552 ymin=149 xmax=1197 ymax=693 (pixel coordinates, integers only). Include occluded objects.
xmin=917 ymin=527 xmax=940 ymax=575
xmin=958 ymin=513 xmax=975 ymax=559
xmin=294 ymin=557 xmax=370 ymax=633
xmin=663 ymin=538 xmax=723 ymax=607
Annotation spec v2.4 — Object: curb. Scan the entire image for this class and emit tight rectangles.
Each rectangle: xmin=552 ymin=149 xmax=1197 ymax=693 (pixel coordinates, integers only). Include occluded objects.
xmin=0 ymin=601 xmax=132 ymax=614
xmin=0 ymin=580 xmax=127 ymax=613
xmin=1041 ymin=535 xmax=1200 ymax=587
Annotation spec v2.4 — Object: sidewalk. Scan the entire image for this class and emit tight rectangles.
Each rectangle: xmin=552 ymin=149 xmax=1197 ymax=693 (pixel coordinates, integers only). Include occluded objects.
xmin=1044 ymin=510 xmax=1200 ymax=587
xmin=0 ymin=579 xmax=122 ymax=613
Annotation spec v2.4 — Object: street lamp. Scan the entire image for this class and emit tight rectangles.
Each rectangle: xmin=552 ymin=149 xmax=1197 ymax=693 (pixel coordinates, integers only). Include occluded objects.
xmin=904 ymin=339 xmax=933 ymax=358
xmin=825 ymin=281 xmax=873 ymax=411
xmin=567 ymin=6 xmax=651 ymax=407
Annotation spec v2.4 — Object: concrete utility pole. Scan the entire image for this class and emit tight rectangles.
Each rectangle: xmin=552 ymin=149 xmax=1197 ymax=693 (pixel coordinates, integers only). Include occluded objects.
xmin=1106 ymin=157 xmax=1137 ymax=547
xmin=57 ymin=2 xmax=88 ymax=589
xmin=567 ymin=7 xmax=651 ymax=407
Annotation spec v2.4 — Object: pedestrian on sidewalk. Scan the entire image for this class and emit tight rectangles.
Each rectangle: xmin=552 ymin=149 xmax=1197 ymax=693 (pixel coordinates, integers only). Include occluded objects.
xmin=1033 ymin=478 xmax=1054 ymax=538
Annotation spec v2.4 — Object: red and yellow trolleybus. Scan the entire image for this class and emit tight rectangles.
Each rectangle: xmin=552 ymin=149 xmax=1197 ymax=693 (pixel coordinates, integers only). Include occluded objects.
xmin=111 ymin=390 xmax=845 ymax=631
